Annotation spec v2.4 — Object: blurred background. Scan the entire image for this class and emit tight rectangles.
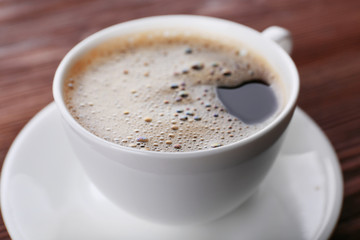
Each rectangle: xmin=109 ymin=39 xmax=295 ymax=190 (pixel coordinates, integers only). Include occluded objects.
xmin=0 ymin=0 xmax=359 ymax=239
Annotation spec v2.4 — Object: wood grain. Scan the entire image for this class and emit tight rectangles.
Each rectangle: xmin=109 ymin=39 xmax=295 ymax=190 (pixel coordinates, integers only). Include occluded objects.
xmin=1 ymin=0 xmax=360 ymax=239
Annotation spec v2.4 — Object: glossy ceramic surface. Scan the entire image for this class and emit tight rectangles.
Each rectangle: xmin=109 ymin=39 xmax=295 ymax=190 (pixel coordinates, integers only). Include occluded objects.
xmin=1 ymin=103 xmax=343 ymax=240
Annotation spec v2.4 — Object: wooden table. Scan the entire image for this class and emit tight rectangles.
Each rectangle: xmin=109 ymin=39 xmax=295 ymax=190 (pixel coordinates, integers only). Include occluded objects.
xmin=1 ymin=0 xmax=359 ymax=239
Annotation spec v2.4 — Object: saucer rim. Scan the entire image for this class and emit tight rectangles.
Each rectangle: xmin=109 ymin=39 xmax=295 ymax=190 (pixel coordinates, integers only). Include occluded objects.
xmin=298 ymin=109 xmax=343 ymax=240
xmin=0 ymin=102 xmax=344 ymax=240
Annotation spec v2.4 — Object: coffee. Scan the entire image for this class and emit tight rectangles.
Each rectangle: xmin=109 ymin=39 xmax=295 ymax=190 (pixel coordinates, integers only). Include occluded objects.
xmin=216 ymin=80 xmax=278 ymax=124
xmin=64 ymin=30 xmax=283 ymax=152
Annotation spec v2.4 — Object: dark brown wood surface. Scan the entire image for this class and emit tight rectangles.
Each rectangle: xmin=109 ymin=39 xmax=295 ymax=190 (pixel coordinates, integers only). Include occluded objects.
xmin=1 ymin=0 xmax=359 ymax=239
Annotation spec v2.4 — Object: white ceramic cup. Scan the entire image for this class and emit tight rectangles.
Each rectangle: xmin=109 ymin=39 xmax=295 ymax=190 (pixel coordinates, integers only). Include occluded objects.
xmin=53 ymin=15 xmax=299 ymax=225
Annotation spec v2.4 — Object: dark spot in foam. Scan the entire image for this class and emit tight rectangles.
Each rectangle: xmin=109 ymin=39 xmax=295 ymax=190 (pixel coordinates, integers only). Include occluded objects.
xmin=216 ymin=80 xmax=278 ymax=124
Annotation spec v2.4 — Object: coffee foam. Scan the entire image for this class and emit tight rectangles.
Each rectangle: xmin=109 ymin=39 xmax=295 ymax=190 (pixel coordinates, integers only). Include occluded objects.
xmin=64 ymin=30 xmax=283 ymax=152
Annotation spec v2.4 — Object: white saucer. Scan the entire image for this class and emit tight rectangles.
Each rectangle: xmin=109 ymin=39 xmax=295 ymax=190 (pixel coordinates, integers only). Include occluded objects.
xmin=1 ymin=103 xmax=343 ymax=240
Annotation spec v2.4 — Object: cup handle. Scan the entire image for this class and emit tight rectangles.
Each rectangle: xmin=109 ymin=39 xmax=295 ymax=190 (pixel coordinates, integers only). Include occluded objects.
xmin=262 ymin=26 xmax=293 ymax=55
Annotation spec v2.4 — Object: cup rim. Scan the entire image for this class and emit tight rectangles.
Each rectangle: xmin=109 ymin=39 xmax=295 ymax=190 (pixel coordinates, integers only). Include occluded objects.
xmin=53 ymin=14 xmax=299 ymax=158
